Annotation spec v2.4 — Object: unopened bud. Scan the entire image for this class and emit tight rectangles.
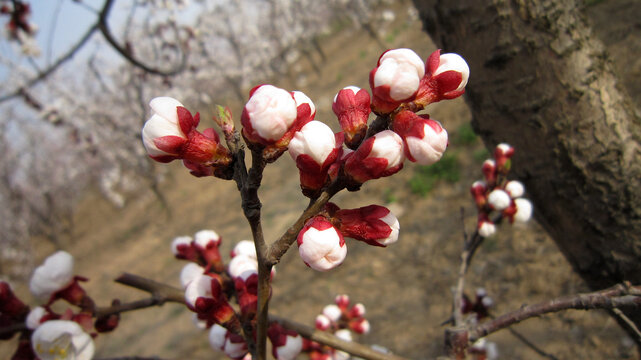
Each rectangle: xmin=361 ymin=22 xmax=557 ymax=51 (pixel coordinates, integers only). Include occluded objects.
xmin=504 ymin=180 xmax=525 ymax=198
xmin=241 ymin=84 xmax=298 ymax=146
xmin=487 ymin=189 xmax=511 ymax=211
xmin=322 ymin=304 xmax=342 ymax=322
xmin=392 ymin=110 xmax=448 ymax=165
xmin=513 ymin=198 xmax=533 ymax=223
xmin=297 ymin=217 xmax=347 ymax=272
xmin=344 ymin=130 xmax=405 ymax=184
xmin=370 ymin=48 xmax=425 ymax=114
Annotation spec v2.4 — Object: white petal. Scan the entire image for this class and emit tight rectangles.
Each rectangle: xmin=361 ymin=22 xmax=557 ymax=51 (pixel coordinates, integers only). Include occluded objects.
xmin=149 ymin=96 xmax=183 ymax=124
xmin=30 ymin=251 xmax=74 ymax=300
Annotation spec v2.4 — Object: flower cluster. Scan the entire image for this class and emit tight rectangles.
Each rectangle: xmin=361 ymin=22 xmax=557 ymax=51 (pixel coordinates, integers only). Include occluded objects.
xmin=470 ymin=143 xmax=533 ymax=237
xmin=302 ymin=294 xmax=370 ymax=360
xmin=173 ymin=231 xmax=301 ymax=360
xmin=142 ymin=97 xmax=232 ymax=178
xmin=297 ymin=202 xmax=399 ymax=271
xmin=0 ymin=251 xmax=120 ymax=360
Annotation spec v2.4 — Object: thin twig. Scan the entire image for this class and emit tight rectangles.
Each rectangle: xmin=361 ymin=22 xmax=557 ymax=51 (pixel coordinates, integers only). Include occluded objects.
xmin=468 ymin=283 xmax=641 ymax=343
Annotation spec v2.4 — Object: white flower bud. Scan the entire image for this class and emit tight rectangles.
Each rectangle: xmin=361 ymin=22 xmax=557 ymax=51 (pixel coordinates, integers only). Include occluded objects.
xmin=30 ymin=251 xmax=74 ymax=300
xmin=504 ymin=180 xmax=525 ymax=198
xmin=31 ymin=320 xmax=94 ymax=360
xmin=487 ymin=189 xmax=511 ymax=211
xmin=228 ymin=255 xmax=258 ymax=280
xmin=297 ymin=217 xmax=347 ymax=272
xmin=478 ymin=221 xmax=496 ymax=238
xmin=373 ymin=49 xmax=425 ymax=101
xmin=432 ymin=53 xmax=470 ymax=92
xmin=404 ymin=119 xmax=448 ymax=166
xmin=26 ymin=306 xmax=47 ymax=330
xmin=142 ymin=97 xmax=186 ymax=157
xmin=514 ymin=198 xmax=533 ymax=223
xmin=288 ymin=120 xmax=336 ymax=165
xmin=209 ymin=324 xmax=228 ymax=350
xmin=274 ymin=333 xmax=303 ymax=360
xmin=180 ymin=263 xmax=205 ymax=289
xmin=194 ymin=230 xmax=221 ymax=248
xmin=322 ymin=304 xmax=342 ymax=322
xmin=334 ymin=328 xmax=353 ymax=342
xmin=231 ymin=240 xmax=257 ymax=259
xmin=242 ymin=85 xmax=298 ymax=143
xmin=171 ymin=236 xmax=193 ymax=255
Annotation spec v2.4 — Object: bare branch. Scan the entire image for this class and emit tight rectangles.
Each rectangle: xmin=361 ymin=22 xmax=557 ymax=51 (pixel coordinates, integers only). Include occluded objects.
xmin=468 ymin=283 xmax=641 ymax=343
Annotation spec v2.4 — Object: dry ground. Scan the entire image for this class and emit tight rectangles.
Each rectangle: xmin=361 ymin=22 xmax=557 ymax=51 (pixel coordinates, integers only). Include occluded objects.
xmin=5 ymin=1 xmax=639 ymax=359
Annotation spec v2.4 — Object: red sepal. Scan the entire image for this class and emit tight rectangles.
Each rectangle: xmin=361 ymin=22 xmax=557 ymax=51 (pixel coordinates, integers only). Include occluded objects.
xmin=177 ymin=106 xmax=199 ymax=135
xmin=153 ymin=135 xmax=185 ymax=155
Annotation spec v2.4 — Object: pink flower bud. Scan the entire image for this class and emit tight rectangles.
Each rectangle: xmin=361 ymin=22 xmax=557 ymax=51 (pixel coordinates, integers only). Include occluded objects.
xmin=315 ymin=314 xmax=332 ymax=330
xmin=350 ymin=318 xmax=370 ymax=334
xmin=171 ymin=235 xmax=198 ymax=262
xmin=31 ymin=320 xmax=94 ymax=360
xmin=241 ymin=84 xmax=298 ymax=146
xmin=334 ymin=204 xmax=400 ymax=247
xmin=487 ymin=189 xmax=511 ymax=211
xmin=392 ymin=110 xmax=448 ymax=165
xmin=470 ymin=180 xmax=487 ymax=208
xmin=334 ymin=294 xmax=350 ymax=309
xmin=504 ymin=180 xmax=525 ymax=198
xmin=231 ymin=240 xmax=257 ymax=259
xmin=370 ymin=48 xmax=425 ymax=113
xmin=513 ymin=198 xmax=533 ymax=223
xmin=30 ymin=251 xmax=74 ymax=301
xmin=322 ymin=304 xmax=342 ymax=322
xmin=482 ymin=159 xmax=497 ymax=185
xmin=235 ymin=273 xmax=258 ymax=317
xmin=268 ymin=322 xmax=303 ymax=360
xmin=415 ymin=50 xmax=469 ymax=106
xmin=494 ymin=143 xmax=514 ymax=170
xmin=297 ymin=216 xmax=347 ymax=272
xmin=180 ymin=263 xmax=205 ymax=289
xmin=349 ymin=303 xmax=366 ymax=318
xmin=332 ymin=86 xmax=371 ymax=149
xmin=344 ymin=130 xmax=405 ymax=184
xmin=142 ymin=97 xmax=187 ymax=161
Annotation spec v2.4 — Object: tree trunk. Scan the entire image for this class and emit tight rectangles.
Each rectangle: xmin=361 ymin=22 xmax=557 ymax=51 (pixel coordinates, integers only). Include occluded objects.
xmin=412 ymin=0 xmax=641 ymax=329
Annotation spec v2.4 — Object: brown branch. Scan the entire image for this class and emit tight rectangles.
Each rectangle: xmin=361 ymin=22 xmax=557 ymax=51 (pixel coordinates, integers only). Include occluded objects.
xmin=242 ymin=149 xmax=269 ymax=359
xmin=468 ymin=283 xmax=641 ymax=343
xmin=114 ymin=273 xmax=408 ymax=360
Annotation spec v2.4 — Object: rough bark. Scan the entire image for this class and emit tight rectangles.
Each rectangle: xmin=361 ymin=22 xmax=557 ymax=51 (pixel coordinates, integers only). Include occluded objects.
xmin=412 ymin=0 xmax=641 ymax=326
